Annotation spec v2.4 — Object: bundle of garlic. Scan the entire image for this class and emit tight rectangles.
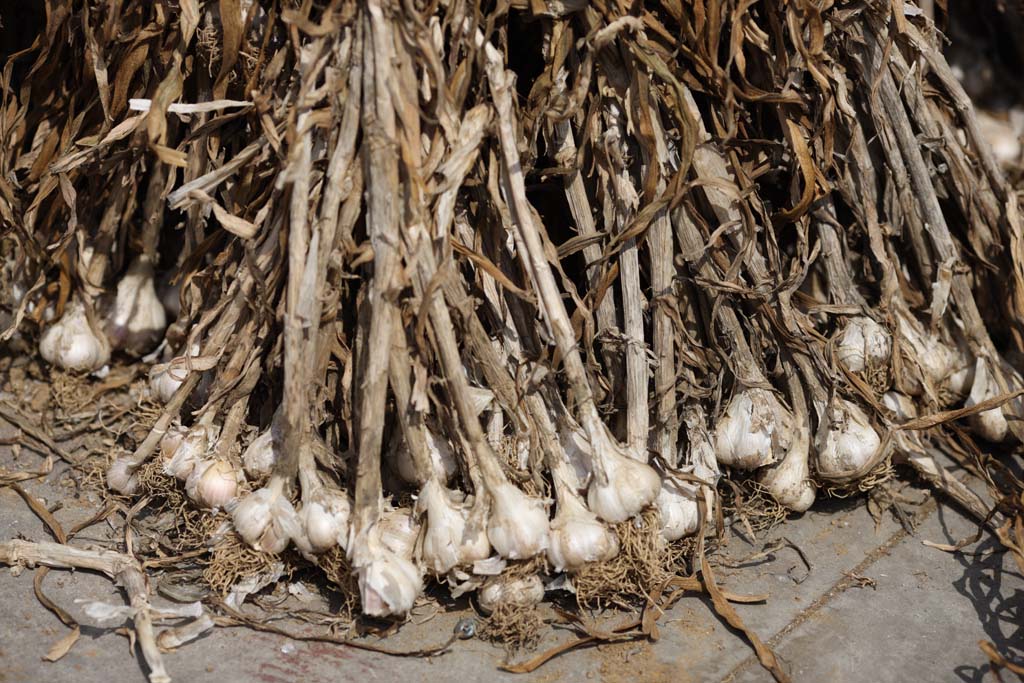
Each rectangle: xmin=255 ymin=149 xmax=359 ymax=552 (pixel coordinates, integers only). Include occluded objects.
xmin=6 ymin=3 xmax=1024 ymax=680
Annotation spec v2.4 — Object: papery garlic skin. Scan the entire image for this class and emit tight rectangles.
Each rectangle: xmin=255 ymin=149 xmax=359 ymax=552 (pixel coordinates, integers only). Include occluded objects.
xmin=106 ymin=256 xmax=167 ymax=356
xmin=186 ymin=459 xmax=238 ymax=509
xmin=486 ymin=480 xmax=549 ymax=560
xmin=586 ymin=446 xmax=661 ymax=524
xmin=837 ymin=317 xmax=891 ymax=375
xmin=547 ymin=494 xmax=618 ymax=571
xmin=40 ymin=298 xmax=111 ymax=372
xmin=815 ymin=400 xmax=881 ymax=476
xmin=355 ymin=545 xmax=423 ymax=617
xmin=458 ymin=501 xmax=492 ymax=565
xmin=714 ymin=389 xmax=792 ymax=470
xmin=301 ymin=489 xmax=352 ymax=553
xmin=478 ymin=574 xmax=545 ymax=614
xmin=106 ymin=457 xmax=139 ymax=495
xmin=558 ymin=420 xmax=594 ymax=489
xmin=656 ymin=477 xmax=702 ymax=541
xmin=377 ymin=508 xmax=420 ymax=559
xmin=882 ymin=391 xmax=917 ymax=421
xmin=242 ymin=429 xmax=277 ymax=478
xmin=896 ymin=312 xmax=974 ymax=401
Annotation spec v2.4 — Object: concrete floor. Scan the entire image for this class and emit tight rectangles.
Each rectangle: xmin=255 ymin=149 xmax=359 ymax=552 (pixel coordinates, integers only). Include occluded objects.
xmin=0 ymin=443 xmax=1021 ymax=683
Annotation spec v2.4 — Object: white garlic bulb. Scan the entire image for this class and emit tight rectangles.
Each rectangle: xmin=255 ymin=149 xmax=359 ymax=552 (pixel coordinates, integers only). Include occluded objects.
xmin=714 ymin=388 xmax=792 ymax=470
xmin=458 ymin=500 xmax=492 ymax=565
xmin=186 ymin=459 xmax=238 ymax=509
xmin=836 ymin=317 xmax=891 ymax=374
xmin=759 ymin=422 xmax=815 ymax=512
xmin=230 ymin=483 xmax=302 ymax=554
xmin=242 ymin=428 xmax=278 ymax=478
xmin=417 ymin=479 xmax=467 ymax=574
xmin=547 ymin=491 xmax=618 ymax=571
xmin=106 ymin=256 xmax=167 ymax=356
xmin=965 ymin=358 xmax=1010 ymax=443
xmin=656 ymin=477 xmax=702 ymax=541
xmin=161 ymin=424 xmax=209 ymax=481
xmin=882 ymin=391 xmax=917 ymax=421
xmin=586 ymin=443 xmax=661 ymax=524
xmin=478 ymin=574 xmax=545 ymax=614
xmin=896 ymin=312 xmax=974 ymax=401
xmin=815 ymin=400 xmax=881 ymax=476
xmin=355 ymin=541 xmax=423 ymax=617
xmin=39 ymin=297 xmax=110 ymax=372
xmin=148 ymin=344 xmax=200 ymax=404
xmin=300 ymin=488 xmax=351 ymax=553
xmin=106 ymin=457 xmax=139 ymax=495
xmin=486 ymin=480 xmax=549 ymax=560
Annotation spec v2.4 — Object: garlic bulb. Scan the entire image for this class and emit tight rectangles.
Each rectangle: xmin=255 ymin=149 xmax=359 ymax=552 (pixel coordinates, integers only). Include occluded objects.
xmin=106 ymin=256 xmax=167 ymax=356
xmin=478 ymin=574 xmax=545 ymax=614
xmin=394 ymin=427 xmax=457 ymax=484
xmin=39 ymin=297 xmax=110 ymax=372
xmin=300 ymin=488 xmax=351 ymax=553
xmin=230 ymin=482 xmax=302 ymax=554
xmin=548 ymin=491 xmax=618 ymax=571
xmin=836 ymin=317 xmax=891 ymax=374
xmin=185 ymin=459 xmax=238 ymax=509
xmin=106 ymin=457 xmax=139 ymax=495
xmin=815 ymin=400 xmax=880 ymax=476
xmin=458 ymin=498 xmax=492 ymax=565
xmin=355 ymin=540 xmax=423 ymax=617
xmin=759 ymin=421 xmax=815 ymax=512
xmin=558 ymin=419 xmax=594 ymax=489
xmin=896 ymin=312 xmax=974 ymax=401
xmin=964 ymin=358 xmax=1020 ymax=443
xmin=586 ymin=441 xmax=661 ymax=524
xmin=486 ymin=480 xmax=549 ymax=559
xmin=714 ymin=388 xmax=792 ymax=470
xmin=656 ymin=477 xmax=702 ymax=541
xmin=882 ymin=391 xmax=917 ymax=421
xmin=377 ymin=507 xmax=420 ymax=558
xmin=161 ymin=424 xmax=209 ymax=480
xmin=417 ymin=479 xmax=468 ymax=574
xmin=242 ymin=428 xmax=278 ymax=478
xmin=149 ymin=344 xmax=200 ymax=404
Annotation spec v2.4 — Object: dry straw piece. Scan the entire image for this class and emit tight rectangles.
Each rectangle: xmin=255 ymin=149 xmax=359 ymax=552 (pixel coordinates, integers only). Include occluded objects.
xmin=3 ymin=1 xmax=1024 ymax=682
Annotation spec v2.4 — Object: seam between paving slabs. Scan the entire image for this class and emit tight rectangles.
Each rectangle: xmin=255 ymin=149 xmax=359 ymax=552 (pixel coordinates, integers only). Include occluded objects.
xmin=718 ymin=495 xmax=941 ymax=683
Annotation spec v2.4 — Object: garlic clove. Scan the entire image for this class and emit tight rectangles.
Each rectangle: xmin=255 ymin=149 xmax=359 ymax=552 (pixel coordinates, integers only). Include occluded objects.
xmin=40 ymin=297 xmax=111 ymax=372
xmin=106 ymin=256 xmax=167 ymax=357
xmin=815 ymin=399 xmax=881 ymax=476
xmin=301 ymin=489 xmax=352 ymax=553
xmin=486 ymin=480 xmax=549 ymax=560
xmin=714 ymin=388 xmax=792 ymax=470
xmin=106 ymin=457 xmax=140 ymax=495
xmin=478 ymin=574 xmax=545 ymax=614
xmin=547 ymin=494 xmax=618 ymax=571
xmin=186 ymin=459 xmax=238 ymax=509
xmin=242 ymin=428 xmax=278 ymax=478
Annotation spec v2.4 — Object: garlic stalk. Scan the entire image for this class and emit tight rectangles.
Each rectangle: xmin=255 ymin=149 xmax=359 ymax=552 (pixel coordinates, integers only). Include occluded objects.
xmin=714 ymin=388 xmax=794 ymax=470
xmin=39 ymin=296 xmax=111 ymax=372
xmin=106 ymin=255 xmax=167 ymax=357
xmin=683 ymin=404 xmax=720 ymax=519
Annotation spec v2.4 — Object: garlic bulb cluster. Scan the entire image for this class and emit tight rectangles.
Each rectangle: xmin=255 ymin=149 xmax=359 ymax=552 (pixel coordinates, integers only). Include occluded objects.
xmin=815 ymin=400 xmax=881 ymax=476
xmin=417 ymin=479 xmax=491 ymax=574
xmin=241 ymin=428 xmax=278 ymax=478
xmin=478 ymin=574 xmax=545 ymax=614
xmin=836 ymin=317 xmax=891 ymax=375
xmin=301 ymin=488 xmax=352 ymax=553
xmin=231 ymin=481 xmax=303 ymax=554
xmin=714 ymin=389 xmax=793 ymax=470
xmin=186 ymin=459 xmax=238 ymax=509
xmin=486 ymin=480 xmax=549 ymax=559
xmin=106 ymin=256 xmax=167 ymax=357
xmin=548 ymin=489 xmax=619 ymax=571
xmin=39 ymin=297 xmax=111 ymax=372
